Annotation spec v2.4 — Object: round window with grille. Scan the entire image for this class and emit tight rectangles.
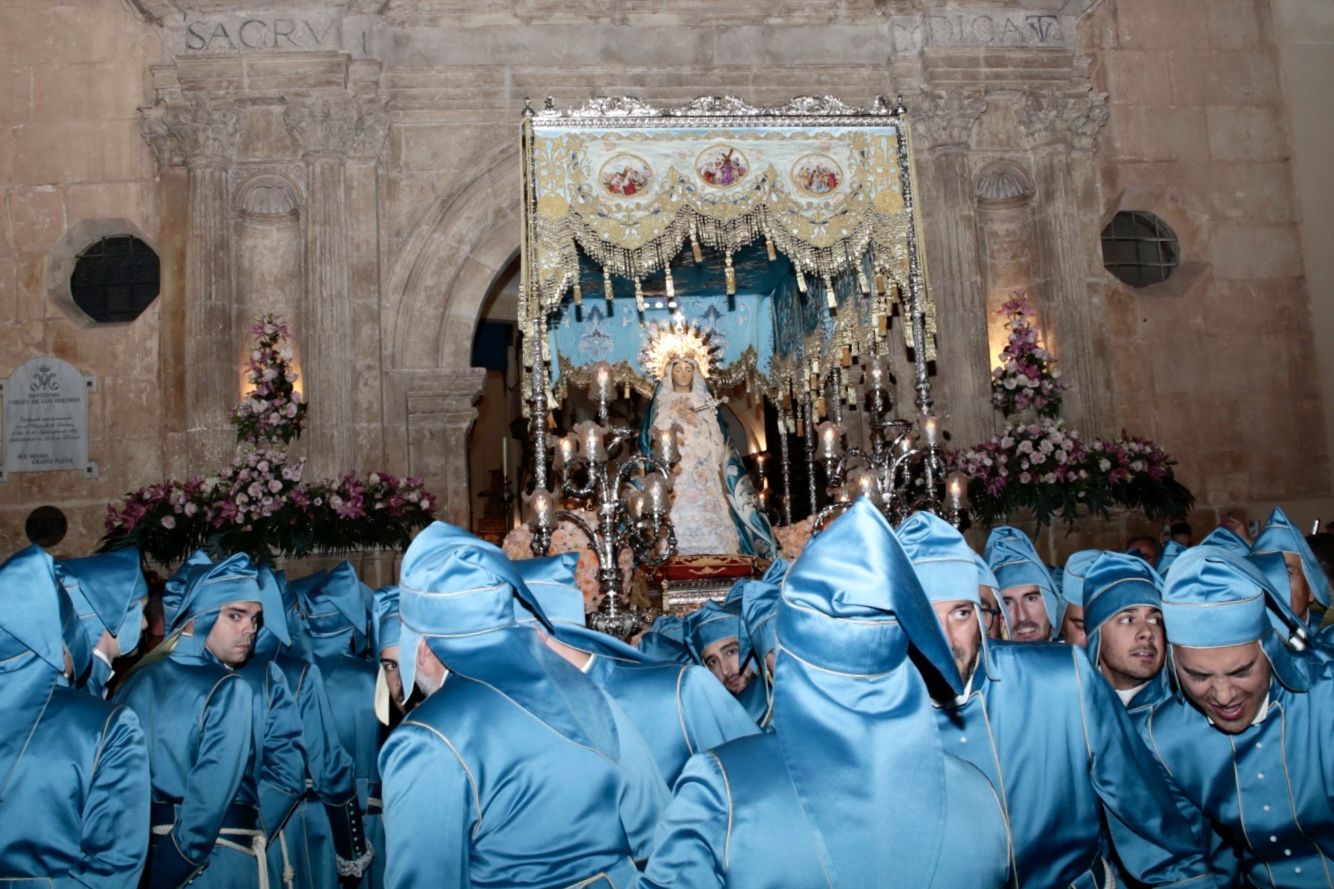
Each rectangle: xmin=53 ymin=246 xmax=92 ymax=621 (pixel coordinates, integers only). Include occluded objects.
xmin=69 ymin=235 xmax=161 ymax=323
xmin=1101 ymin=211 xmax=1180 ymax=288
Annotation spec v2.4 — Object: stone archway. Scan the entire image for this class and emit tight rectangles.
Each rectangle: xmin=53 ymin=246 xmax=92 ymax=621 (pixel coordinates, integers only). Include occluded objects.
xmin=380 ymin=144 xmax=522 ymax=526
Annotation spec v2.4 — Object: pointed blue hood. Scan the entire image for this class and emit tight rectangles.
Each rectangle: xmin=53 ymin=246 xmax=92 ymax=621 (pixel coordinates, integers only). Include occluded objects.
xmin=1082 ymin=551 xmax=1164 ymax=668
xmin=984 ymin=526 xmax=1060 ymax=637
xmin=771 ymin=498 xmax=956 ymax=885
xmin=1162 ymin=546 xmax=1307 ymax=691
xmin=397 ymin=522 xmax=618 ymax=756
xmin=57 ymin=548 xmax=148 ymax=656
xmin=510 ymin=553 xmax=652 ymax=663
xmin=1251 ymin=506 xmax=1332 ymax=611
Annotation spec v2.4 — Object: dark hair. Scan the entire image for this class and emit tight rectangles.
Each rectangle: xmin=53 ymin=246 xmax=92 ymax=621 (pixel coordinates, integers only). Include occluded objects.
xmin=1169 ymin=521 xmax=1192 ymax=536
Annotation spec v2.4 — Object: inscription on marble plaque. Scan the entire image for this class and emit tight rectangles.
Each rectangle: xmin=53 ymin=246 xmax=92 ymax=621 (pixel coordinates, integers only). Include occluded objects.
xmin=891 ymin=10 xmax=1066 ymax=53
xmin=1 ymin=357 xmax=96 ymax=481
xmin=171 ymin=13 xmax=341 ymax=54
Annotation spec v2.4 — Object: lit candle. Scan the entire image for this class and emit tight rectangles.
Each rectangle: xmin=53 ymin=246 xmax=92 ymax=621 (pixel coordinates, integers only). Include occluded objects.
xmin=624 ymin=488 xmax=647 ymax=520
xmin=816 ymin=421 xmax=844 ymax=460
xmin=849 ymin=467 xmax=880 ymax=502
xmin=529 ymin=488 xmax=556 ymax=529
xmin=556 ymin=434 xmax=578 ymax=469
xmin=865 ymin=356 xmax=887 ymax=392
xmin=946 ymin=471 xmax=970 ymax=512
xmin=502 ymin=437 xmax=509 ymax=477
xmin=643 ymin=472 xmax=672 ymax=516
xmin=652 ymin=423 xmax=681 ymax=465
xmin=920 ymin=413 xmax=943 ymax=448
xmin=593 ymin=363 xmax=612 ymax=402
xmin=575 ymin=420 xmax=607 ymax=462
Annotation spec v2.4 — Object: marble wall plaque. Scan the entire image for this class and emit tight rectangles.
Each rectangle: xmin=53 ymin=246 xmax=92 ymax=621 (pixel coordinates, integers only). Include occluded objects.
xmin=2 ymin=356 xmax=96 ymax=480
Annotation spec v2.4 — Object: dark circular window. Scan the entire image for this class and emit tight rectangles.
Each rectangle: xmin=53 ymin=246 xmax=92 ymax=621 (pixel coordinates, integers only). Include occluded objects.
xmin=69 ymin=235 xmax=160 ymax=323
xmin=25 ymin=505 xmax=68 ymax=548
xmin=1101 ymin=211 xmax=1179 ymax=288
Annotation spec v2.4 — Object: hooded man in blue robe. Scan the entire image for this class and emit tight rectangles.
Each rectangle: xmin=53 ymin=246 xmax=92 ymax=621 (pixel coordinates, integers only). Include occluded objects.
xmin=1057 ymin=548 xmax=1103 ymax=646
xmin=114 ymin=551 xmax=302 ymax=889
xmin=636 ymin=499 xmax=1012 ymax=889
xmin=1082 ymin=551 xmax=1171 ymax=717
xmin=512 ymin=552 xmax=757 ymax=786
xmin=634 ymin=613 xmax=692 ymax=664
xmin=378 ymin=523 xmax=665 ymax=888
xmin=0 ymin=545 xmax=151 ymax=888
xmin=56 ymin=548 xmax=148 ymax=699
xmin=290 ymin=562 xmax=383 ymax=889
xmin=684 ymin=598 xmax=767 ymax=723
xmin=985 ymin=526 xmax=1061 ymax=643
xmin=1143 ymin=546 xmax=1334 ymax=887
xmin=1250 ymin=506 xmax=1333 ymax=631
xmin=250 ymin=568 xmax=372 ymax=889
xmin=898 ymin=512 xmax=1218 ymax=889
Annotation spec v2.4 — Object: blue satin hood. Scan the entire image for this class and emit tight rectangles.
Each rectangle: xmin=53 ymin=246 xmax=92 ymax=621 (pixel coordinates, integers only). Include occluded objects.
xmin=0 ymin=545 xmax=90 ymax=678
xmin=510 ymin=552 xmax=652 ymax=663
xmin=1156 ymin=539 xmax=1186 ymax=575
xmin=984 ymin=526 xmax=1060 ymax=634
xmin=895 ymin=510 xmax=999 ymax=681
xmin=684 ymin=599 xmax=744 ymax=664
xmin=57 ymin=548 xmax=148 ymax=655
xmin=1199 ymin=524 xmax=1250 ymax=554
xmin=1082 ymin=551 xmax=1163 ymax=667
xmin=372 ymin=584 xmax=401 ymax=654
xmin=636 ymin=614 xmax=693 ymax=664
xmin=1162 ymin=545 xmax=1307 ymax=690
xmin=1059 ymin=549 xmax=1103 ymax=609
xmin=737 ymin=558 xmax=787 ymax=662
xmin=162 ymin=550 xmax=290 ymax=647
xmin=292 ymin=561 xmax=369 ymax=657
xmin=396 ymin=522 xmax=621 ymax=756
xmin=771 ymin=498 xmax=957 ymax=885
xmin=1251 ymin=505 xmax=1332 ymax=609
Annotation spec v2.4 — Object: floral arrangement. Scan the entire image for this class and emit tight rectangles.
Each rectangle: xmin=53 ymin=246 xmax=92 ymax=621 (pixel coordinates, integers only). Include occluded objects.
xmin=990 ymin=295 xmax=1065 ymax=419
xmin=102 ymin=315 xmax=437 ymax=565
xmin=232 ymin=315 xmax=306 ymax=446
xmin=772 ymin=516 xmax=815 ymax=561
xmin=502 ymin=516 xmax=637 ymax=613
xmin=955 ymin=295 xmax=1193 ymax=528
xmin=955 ymin=420 xmax=1194 ymax=528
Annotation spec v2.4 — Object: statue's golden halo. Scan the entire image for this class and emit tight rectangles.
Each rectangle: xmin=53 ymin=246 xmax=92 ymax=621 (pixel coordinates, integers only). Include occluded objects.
xmin=639 ymin=318 xmax=722 ymax=382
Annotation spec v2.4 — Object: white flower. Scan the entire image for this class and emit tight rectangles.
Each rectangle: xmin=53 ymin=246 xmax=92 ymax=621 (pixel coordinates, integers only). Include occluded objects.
xmin=279 ymin=348 xmax=294 ymax=362
xmin=268 ymin=479 xmax=283 ymax=493
xmin=161 ymin=516 xmax=176 ymax=529
xmin=183 ymin=502 xmax=198 ymax=517
xmin=1098 ymin=459 xmax=1111 ymax=472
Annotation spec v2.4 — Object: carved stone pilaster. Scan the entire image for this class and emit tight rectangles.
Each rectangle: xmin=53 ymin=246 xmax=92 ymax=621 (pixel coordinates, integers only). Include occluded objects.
xmin=908 ymin=89 xmax=988 ymax=151
xmin=1014 ymin=87 xmax=1109 ymax=434
xmin=1016 ymin=87 xmax=1110 ymax=151
xmin=140 ymin=96 xmax=242 ymax=471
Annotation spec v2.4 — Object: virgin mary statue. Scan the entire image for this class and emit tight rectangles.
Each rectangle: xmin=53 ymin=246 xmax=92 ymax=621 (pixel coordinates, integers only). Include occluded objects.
xmin=640 ymin=322 xmax=776 ymax=559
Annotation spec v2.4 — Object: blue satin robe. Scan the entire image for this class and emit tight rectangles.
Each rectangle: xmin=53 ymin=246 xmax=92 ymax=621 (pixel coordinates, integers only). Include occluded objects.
xmin=313 ymin=652 xmax=383 ymax=889
xmin=1142 ymin=677 xmax=1334 ymax=887
xmin=934 ymin=642 xmax=1217 ymax=888
xmin=635 ymin=737 xmax=1010 ymax=888
xmin=379 ymin=671 xmax=666 ymax=888
xmin=586 ymin=655 xmax=759 ymax=786
xmin=267 ymin=652 xmax=363 ymax=889
xmin=0 ymin=659 xmax=151 ymax=888
xmin=114 ymin=639 xmax=278 ymax=888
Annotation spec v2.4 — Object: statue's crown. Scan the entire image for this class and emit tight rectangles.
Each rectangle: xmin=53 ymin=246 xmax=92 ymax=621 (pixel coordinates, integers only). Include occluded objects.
xmin=639 ymin=315 xmax=721 ymax=381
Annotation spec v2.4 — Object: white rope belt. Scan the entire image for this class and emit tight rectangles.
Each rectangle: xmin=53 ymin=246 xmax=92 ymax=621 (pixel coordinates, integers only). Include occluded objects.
xmin=150 ymin=824 xmax=270 ymax=889
xmin=277 ymin=829 xmax=296 ymax=889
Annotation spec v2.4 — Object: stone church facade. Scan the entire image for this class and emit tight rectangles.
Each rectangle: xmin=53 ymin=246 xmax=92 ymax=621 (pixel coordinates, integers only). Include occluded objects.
xmin=1 ymin=0 xmax=1329 ymax=559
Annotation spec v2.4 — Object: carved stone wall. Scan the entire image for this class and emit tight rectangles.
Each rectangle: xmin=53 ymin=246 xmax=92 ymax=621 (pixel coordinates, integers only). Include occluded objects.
xmin=2 ymin=0 xmax=1331 ymax=556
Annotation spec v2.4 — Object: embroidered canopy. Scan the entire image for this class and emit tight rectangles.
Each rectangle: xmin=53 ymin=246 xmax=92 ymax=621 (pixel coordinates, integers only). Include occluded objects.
xmin=519 ymin=94 xmax=936 ymax=401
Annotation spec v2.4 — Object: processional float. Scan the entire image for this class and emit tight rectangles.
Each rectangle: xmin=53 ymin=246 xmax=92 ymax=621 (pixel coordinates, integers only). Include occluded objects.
xmin=516 ymin=94 xmax=968 ymax=634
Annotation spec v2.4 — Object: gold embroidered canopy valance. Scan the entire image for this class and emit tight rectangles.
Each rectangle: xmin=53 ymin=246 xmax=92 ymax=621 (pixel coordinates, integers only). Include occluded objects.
xmin=519 ymin=94 xmax=937 ymax=403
